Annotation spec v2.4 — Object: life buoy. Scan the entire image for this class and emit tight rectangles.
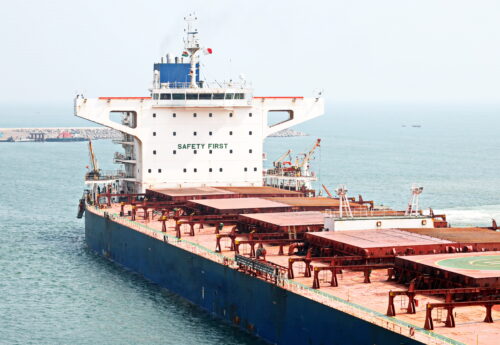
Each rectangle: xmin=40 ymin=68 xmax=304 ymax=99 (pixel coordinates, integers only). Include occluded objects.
xmin=409 ymin=327 xmax=415 ymax=337
xmin=376 ymin=221 xmax=382 ymax=227
xmin=421 ymin=219 xmax=427 ymax=225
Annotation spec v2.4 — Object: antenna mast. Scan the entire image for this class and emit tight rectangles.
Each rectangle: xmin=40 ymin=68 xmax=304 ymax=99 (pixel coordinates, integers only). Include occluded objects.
xmin=336 ymin=185 xmax=353 ymax=218
xmin=184 ymin=14 xmax=200 ymax=88
xmin=405 ymin=184 xmax=423 ymax=216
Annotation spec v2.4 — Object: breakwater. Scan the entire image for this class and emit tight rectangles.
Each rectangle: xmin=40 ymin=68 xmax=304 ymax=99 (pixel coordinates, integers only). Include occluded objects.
xmin=0 ymin=127 xmax=306 ymax=142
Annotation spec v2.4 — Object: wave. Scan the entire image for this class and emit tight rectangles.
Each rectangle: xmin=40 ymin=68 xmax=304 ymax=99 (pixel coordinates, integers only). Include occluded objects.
xmin=435 ymin=205 xmax=500 ymax=227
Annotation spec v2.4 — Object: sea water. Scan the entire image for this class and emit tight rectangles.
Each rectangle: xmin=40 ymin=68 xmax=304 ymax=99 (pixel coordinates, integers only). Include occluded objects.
xmin=0 ymin=103 xmax=499 ymax=344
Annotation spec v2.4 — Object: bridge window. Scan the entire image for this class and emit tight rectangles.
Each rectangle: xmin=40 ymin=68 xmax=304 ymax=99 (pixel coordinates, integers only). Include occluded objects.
xmin=152 ymin=93 xmax=159 ymax=100
xmin=186 ymin=94 xmax=198 ymax=100
xmin=172 ymin=93 xmax=186 ymax=100
xmin=235 ymin=93 xmax=245 ymax=99
xmin=199 ymin=93 xmax=211 ymax=100
xmin=160 ymin=93 xmax=171 ymax=100
xmin=213 ymin=93 xmax=224 ymax=100
xmin=225 ymin=93 xmax=234 ymax=100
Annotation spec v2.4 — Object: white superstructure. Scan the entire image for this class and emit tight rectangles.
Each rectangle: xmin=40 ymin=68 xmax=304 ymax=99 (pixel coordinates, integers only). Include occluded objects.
xmin=75 ymin=16 xmax=324 ymax=193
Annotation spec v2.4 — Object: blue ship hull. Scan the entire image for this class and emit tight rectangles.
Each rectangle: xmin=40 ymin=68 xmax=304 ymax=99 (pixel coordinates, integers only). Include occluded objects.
xmin=85 ymin=211 xmax=422 ymax=345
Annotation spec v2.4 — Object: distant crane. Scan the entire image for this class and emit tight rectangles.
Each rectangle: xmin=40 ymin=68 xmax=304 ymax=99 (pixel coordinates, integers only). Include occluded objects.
xmin=273 ymin=149 xmax=293 ymax=169
xmin=87 ymin=139 xmax=100 ymax=180
xmin=296 ymin=138 xmax=321 ymax=176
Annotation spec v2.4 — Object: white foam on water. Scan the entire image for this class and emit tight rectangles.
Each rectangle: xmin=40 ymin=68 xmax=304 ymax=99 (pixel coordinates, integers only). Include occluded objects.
xmin=435 ymin=205 xmax=500 ymax=227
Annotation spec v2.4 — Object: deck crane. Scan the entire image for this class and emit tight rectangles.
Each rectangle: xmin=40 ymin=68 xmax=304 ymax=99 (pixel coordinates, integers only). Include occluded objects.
xmin=296 ymin=138 xmax=321 ymax=177
xmin=273 ymin=149 xmax=293 ymax=169
xmin=322 ymin=184 xmax=333 ymax=198
xmin=87 ymin=139 xmax=100 ymax=180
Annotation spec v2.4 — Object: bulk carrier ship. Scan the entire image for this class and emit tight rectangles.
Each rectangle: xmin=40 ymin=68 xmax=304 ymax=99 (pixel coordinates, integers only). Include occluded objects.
xmin=75 ymin=16 xmax=500 ymax=345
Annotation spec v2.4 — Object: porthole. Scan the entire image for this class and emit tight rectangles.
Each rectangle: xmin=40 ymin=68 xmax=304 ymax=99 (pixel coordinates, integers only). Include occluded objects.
xmin=153 ymin=150 xmax=156 ymax=155
xmin=183 ymin=168 xmax=187 ymax=173
xmin=194 ymin=168 xmax=197 ymax=173
xmin=173 ymin=131 xmax=176 ymax=136
xmin=193 ymin=131 xmax=197 ymax=136
xmin=148 ymin=169 xmax=151 ymax=173
xmin=158 ymin=169 xmax=162 ymax=173
xmin=152 ymin=113 xmax=156 ymax=118
xmin=229 ymin=112 xmax=233 ymax=117
xmin=173 ymin=113 xmax=176 ymax=118
xmin=219 ymin=168 xmax=223 ymax=172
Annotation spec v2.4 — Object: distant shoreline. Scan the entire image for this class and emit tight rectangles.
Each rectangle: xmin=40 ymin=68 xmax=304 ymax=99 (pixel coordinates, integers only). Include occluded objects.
xmin=0 ymin=127 xmax=307 ymax=142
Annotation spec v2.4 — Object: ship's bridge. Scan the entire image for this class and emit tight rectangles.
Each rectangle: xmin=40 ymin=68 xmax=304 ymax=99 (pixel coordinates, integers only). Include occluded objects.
xmin=150 ymin=84 xmax=253 ymax=108
xmin=74 ymin=15 xmax=324 ymax=193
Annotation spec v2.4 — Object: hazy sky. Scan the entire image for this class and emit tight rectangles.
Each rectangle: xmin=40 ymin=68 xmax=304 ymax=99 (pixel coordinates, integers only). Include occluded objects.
xmin=1 ymin=0 xmax=499 ymax=105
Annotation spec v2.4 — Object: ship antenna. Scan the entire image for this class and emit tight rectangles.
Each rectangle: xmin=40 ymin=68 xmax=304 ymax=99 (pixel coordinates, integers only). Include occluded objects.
xmin=405 ymin=184 xmax=423 ymax=216
xmin=184 ymin=13 xmax=200 ymax=88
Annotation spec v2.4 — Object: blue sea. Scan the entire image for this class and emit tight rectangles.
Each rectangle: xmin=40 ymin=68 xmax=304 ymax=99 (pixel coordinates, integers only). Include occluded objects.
xmin=0 ymin=103 xmax=499 ymax=344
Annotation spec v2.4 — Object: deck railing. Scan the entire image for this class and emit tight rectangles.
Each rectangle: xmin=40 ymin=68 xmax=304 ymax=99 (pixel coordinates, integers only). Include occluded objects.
xmin=89 ymin=206 xmax=464 ymax=345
